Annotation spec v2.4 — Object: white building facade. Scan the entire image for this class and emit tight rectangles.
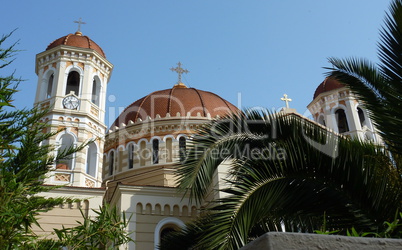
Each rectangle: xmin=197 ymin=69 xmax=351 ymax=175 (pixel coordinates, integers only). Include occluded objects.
xmin=33 ymin=31 xmax=381 ymax=249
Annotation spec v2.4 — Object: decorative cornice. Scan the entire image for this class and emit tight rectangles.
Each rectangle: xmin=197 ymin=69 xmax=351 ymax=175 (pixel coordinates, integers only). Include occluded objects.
xmin=104 ymin=117 xmax=206 ymax=150
xmin=107 ymin=112 xmax=218 ymax=133
xmin=35 ymin=46 xmax=113 ymax=80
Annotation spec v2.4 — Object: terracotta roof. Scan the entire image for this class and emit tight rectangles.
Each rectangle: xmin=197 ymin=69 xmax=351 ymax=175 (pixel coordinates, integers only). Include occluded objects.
xmin=46 ymin=32 xmax=106 ymax=58
xmin=111 ymin=84 xmax=239 ymax=128
xmin=313 ymin=77 xmax=345 ymax=99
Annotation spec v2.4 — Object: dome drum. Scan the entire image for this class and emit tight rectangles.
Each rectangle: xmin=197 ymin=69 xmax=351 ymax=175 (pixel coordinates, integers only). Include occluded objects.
xmin=105 ymin=117 xmax=207 ymax=151
xmin=109 ymin=111 xmax=216 ymax=133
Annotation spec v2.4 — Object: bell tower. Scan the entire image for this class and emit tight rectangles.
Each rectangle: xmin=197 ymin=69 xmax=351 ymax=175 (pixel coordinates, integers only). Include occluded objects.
xmin=307 ymin=77 xmax=381 ymax=143
xmin=34 ymin=27 xmax=113 ymax=187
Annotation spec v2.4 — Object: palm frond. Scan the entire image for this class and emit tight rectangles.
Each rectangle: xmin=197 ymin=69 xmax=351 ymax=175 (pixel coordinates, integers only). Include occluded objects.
xmin=170 ymin=110 xmax=401 ymax=249
xmin=327 ymin=0 xmax=402 ymax=158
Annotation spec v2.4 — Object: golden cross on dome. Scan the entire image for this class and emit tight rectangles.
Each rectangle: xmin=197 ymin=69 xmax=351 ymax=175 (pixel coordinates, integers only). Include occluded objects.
xmin=281 ymin=94 xmax=292 ymax=108
xmin=170 ymin=62 xmax=189 ymax=84
xmin=74 ymin=18 xmax=86 ymax=33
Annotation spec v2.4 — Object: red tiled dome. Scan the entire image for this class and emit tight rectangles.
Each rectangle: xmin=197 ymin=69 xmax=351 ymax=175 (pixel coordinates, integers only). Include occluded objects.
xmin=46 ymin=32 xmax=106 ymax=58
xmin=111 ymin=84 xmax=239 ymax=128
xmin=313 ymin=77 xmax=345 ymax=99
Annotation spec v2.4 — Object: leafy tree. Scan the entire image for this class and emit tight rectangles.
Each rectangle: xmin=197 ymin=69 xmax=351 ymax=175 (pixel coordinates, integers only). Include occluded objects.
xmin=54 ymin=204 xmax=132 ymax=249
xmin=0 ymin=31 xmax=133 ymax=249
xmin=0 ymin=30 xmax=76 ymax=249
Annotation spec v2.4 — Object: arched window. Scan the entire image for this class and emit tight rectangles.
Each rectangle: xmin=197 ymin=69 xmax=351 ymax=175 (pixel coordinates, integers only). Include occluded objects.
xmin=166 ymin=138 xmax=173 ymax=163
xmin=47 ymin=73 xmax=54 ymax=98
xmin=109 ymin=151 xmax=115 ymax=176
xmin=66 ymin=71 xmax=80 ymax=96
xmin=56 ymin=133 xmax=75 ymax=170
xmin=91 ymin=78 xmax=100 ymax=106
xmin=179 ymin=137 xmax=186 ymax=162
xmin=154 ymin=218 xmax=185 ymax=250
xmin=335 ymin=109 xmax=349 ymax=133
xmin=128 ymin=144 xmax=134 ymax=169
xmin=86 ymin=142 xmax=97 ymax=177
xmin=357 ymin=107 xmax=366 ymax=128
xmin=153 ymin=139 xmax=159 ymax=164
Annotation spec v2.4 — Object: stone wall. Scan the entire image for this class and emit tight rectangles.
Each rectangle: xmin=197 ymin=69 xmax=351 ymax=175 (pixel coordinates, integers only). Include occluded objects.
xmin=240 ymin=232 xmax=402 ymax=250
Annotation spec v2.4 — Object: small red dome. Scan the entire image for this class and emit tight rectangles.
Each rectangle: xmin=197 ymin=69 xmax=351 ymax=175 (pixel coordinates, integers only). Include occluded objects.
xmin=46 ymin=32 xmax=106 ymax=58
xmin=313 ymin=77 xmax=345 ymax=99
xmin=111 ymin=84 xmax=239 ymax=128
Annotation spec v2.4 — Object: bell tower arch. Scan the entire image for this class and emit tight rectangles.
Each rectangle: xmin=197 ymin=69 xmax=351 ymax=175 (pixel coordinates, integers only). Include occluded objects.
xmin=35 ymin=29 xmax=113 ymax=187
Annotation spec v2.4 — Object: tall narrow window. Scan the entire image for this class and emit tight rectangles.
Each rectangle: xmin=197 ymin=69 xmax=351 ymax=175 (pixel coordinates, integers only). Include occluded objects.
xmin=66 ymin=71 xmax=80 ymax=95
xmin=86 ymin=142 xmax=97 ymax=177
xmin=103 ymin=155 xmax=106 ymax=176
xmin=128 ymin=144 xmax=134 ymax=169
xmin=140 ymin=141 xmax=146 ymax=166
xmin=335 ymin=109 xmax=349 ymax=133
xmin=357 ymin=107 xmax=366 ymax=128
xmin=57 ymin=134 xmax=75 ymax=170
xmin=179 ymin=137 xmax=186 ymax=162
xmin=166 ymin=138 xmax=173 ymax=163
xmin=117 ymin=149 xmax=123 ymax=172
xmin=153 ymin=139 xmax=159 ymax=164
xmin=109 ymin=151 xmax=114 ymax=176
xmin=91 ymin=79 xmax=100 ymax=106
xmin=47 ymin=73 xmax=54 ymax=98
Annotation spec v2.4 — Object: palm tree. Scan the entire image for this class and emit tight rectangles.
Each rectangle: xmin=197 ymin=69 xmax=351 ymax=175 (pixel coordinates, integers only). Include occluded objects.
xmin=160 ymin=110 xmax=401 ymax=250
xmin=327 ymin=0 xmax=402 ymax=165
xmin=159 ymin=1 xmax=402 ymax=249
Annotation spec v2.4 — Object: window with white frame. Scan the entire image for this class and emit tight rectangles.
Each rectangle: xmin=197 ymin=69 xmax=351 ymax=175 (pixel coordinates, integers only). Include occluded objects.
xmin=179 ymin=137 xmax=186 ymax=162
xmin=91 ymin=78 xmax=101 ymax=106
xmin=128 ymin=144 xmax=134 ymax=169
xmin=153 ymin=139 xmax=159 ymax=164
xmin=86 ymin=142 xmax=97 ymax=177
xmin=335 ymin=109 xmax=349 ymax=133
xmin=56 ymin=133 xmax=75 ymax=170
xmin=66 ymin=71 xmax=80 ymax=96
xmin=47 ymin=73 xmax=54 ymax=99
xmin=109 ymin=151 xmax=115 ymax=176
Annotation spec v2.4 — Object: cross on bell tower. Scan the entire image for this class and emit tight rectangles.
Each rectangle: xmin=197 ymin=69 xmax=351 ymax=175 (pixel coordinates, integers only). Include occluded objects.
xmin=74 ymin=18 xmax=86 ymax=35
xmin=170 ymin=62 xmax=189 ymax=85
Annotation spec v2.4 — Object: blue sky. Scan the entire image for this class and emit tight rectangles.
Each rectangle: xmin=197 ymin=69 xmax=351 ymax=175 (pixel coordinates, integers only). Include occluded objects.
xmin=3 ymin=0 xmax=391 ymax=127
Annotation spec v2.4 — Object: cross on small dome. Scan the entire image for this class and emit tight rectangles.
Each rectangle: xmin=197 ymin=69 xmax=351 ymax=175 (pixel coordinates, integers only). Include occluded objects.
xmin=74 ymin=18 xmax=86 ymax=35
xmin=170 ymin=62 xmax=189 ymax=85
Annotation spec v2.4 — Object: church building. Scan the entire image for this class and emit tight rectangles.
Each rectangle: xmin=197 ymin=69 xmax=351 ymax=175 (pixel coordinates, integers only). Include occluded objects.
xmin=32 ymin=28 xmax=380 ymax=249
